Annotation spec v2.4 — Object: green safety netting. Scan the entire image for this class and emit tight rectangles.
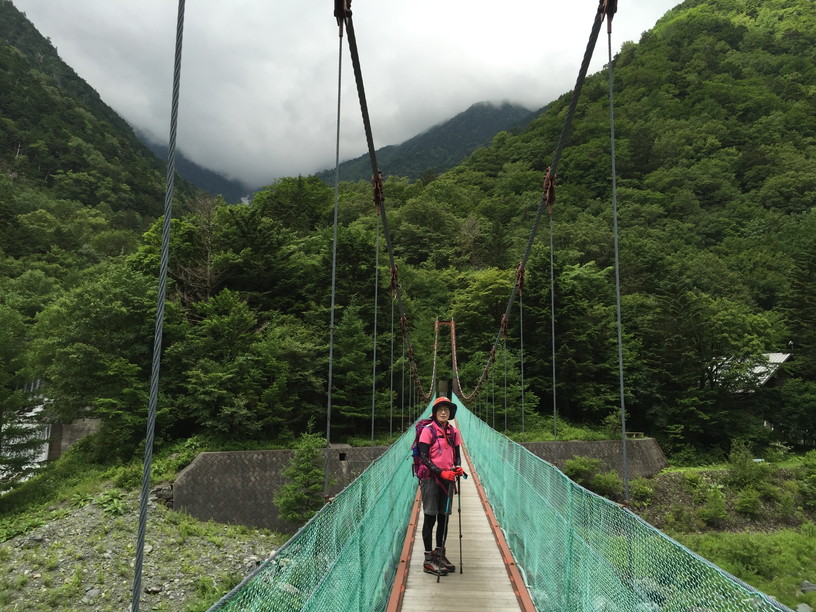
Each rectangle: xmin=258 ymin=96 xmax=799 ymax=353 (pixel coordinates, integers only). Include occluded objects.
xmin=453 ymin=396 xmax=791 ymax=612
xmin=210 ymin=395 xmax=791 ymax=611
xmin=208 ymin=420 xmax=418 ymax=611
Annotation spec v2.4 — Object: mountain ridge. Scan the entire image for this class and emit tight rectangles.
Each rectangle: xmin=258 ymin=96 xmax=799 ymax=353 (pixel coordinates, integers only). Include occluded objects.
xmin=315 ymin=100 xmax=538 ymax=184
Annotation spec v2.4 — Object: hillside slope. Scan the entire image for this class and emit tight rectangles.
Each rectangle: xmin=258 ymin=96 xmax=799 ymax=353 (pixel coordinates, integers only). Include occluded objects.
xmin=315 ymin=101 xmax=536 ymax=183
xmin=0 ymin=1 xmax=173 ymax=217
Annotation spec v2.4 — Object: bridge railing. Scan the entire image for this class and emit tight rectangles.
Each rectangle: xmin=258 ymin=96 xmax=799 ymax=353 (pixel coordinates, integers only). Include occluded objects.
xmin=453 ymin=394 xmax=791 ymax=612
xmin=208 ymin=426 xmax=417 ymax=611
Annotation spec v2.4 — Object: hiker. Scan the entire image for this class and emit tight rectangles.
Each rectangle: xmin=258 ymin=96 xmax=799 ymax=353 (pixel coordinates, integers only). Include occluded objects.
xmin=417 ymin=396 xmax=464 ymax=576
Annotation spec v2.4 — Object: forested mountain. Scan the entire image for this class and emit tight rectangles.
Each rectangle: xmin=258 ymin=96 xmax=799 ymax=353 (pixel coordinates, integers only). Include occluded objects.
xmin=2 ymin=0 xmax=816 ymax=485
xmin=0 ymin=0 xmax=201 ymax=478
xmin=315 ymin=101 xmax=536 ymax=184
xmin=0 ymin=1 xmax=235 ymax=209
xmin=140 ymin=135 xmax=250 ymax=204
xmin=0 ymin=1 xmax=186 ymax=220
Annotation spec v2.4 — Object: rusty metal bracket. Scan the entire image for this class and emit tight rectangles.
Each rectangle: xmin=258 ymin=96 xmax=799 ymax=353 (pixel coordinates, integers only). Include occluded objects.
xmin=334 ymin=0 xmax=351 ymax=30
xmin=543 ymin=166 xmax=556 ymax=215
xmin=598 ymin=0 xmax=617 ymax=32
xmin=372 ymin=171 xmax=384 ymax=215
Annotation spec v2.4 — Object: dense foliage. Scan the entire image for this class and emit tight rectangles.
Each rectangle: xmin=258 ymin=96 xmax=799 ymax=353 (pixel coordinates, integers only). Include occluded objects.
xmin=2 ymin=0 xmax=816 ymax=483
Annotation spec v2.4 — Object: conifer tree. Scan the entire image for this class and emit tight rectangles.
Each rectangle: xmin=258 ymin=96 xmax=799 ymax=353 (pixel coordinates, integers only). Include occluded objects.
xmin=274 ymin=422 xmax=328 ymax=525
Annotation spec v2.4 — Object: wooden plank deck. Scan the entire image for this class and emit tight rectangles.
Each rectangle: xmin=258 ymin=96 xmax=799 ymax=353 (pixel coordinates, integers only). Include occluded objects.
xmin=388 ymin=442 xmax=535 ymax=612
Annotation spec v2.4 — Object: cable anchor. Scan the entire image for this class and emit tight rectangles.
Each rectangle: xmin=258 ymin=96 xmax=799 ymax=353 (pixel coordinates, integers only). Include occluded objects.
xmin=543 ymin=166 xmax=556 ymax=215
xmin=334 ymin=0 xmax=351 ymax=33
xmin=372 ymin=171 xmax=384 ymax=215
xmin=598 ymin=0 xmax=617 ymax=33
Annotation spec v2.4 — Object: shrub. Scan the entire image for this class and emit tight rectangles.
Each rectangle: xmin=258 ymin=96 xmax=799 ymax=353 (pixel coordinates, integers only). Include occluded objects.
xmin=698 ymin=486 xmax=727 ymax=526
xmin=734 ymin=487 xmax=761 ymax=517
xmin=727 ymin=441 xmax=770 ymax=488
xmin=630 ymin=478 xmax=654 ymax=504
xmin=667 ymin=503 xmax=703 ymax=533
xmin=801 ymin=450 xmax=816 ymax=509
xmin=93 ymin=489 xmax=126 ymax=516
xmin=776 ymin=489 xmax=799 ymax=522
xmin=562 ymin=455 xmax=601 ymax=484
xmin=764 ymin=441 xmax=791 ymax=464
xmin=114 ymin=463 xmax=142 ymax=490
xmin=562 ymin=456 xmax=623 ymax=500
xmin=593 ymin=471 xmax=624 ymax=500
xmin=274 ymin=427 xmax=329 ymax=525
xmin=683 ymin=471 xmax=703 ymax=490
xmin=684 ymin=472 xmax=718 ymax=505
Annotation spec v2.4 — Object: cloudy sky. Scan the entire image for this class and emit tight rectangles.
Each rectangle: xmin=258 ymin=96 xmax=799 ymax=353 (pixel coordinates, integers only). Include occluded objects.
xmin=14 ymin=0 xmax=680 ymax=188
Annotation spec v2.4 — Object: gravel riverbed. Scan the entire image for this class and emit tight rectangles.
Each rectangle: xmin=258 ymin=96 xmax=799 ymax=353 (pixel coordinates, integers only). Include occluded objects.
xmin=0 ymin=487 xmax=281 ymax=611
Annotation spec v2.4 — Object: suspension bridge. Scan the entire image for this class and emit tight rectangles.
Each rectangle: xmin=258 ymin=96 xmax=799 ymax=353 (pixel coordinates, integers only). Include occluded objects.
xmin=203 ymin=395 xmax=787 ymax=612
xmin=128 ymin=1 xmax=796 ymax=610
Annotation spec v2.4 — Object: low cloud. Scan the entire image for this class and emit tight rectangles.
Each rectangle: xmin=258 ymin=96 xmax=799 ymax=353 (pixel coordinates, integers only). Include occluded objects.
xmin=14 ymin=0 xmax=680 ymax=188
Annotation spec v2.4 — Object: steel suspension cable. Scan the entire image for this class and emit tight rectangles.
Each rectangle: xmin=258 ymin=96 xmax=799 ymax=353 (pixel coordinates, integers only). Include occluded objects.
xmin=461 ymin=1 xmax=613 ymax=405
xmin=490 ymin=361 xmax=495 ymax=429
xmin=549 ymin=212 xmax=558 ymax=463
xmin=401 ymin=340 xmax=405 ymax=431
xmin=503 ymin=334 xmax=508 ymax=433
xmin=370 ymin=213 xmax=381 ymax=449
xmin=389 ymin=289 xmax=395 ymax=439
xmin=340 ymin=5 xmax=434 ymax=402
xmin=132 ymin=2 xmax=185 ymax=610
xmin=519 ymin=292 xmax=526 ymax=442
xmin=517 ymin=265 xmax=526 ymax=442
xmin=606 ymin=10 xmax=629 ymax=502
xmin=324 ymin=20 xmax=345 ymax=495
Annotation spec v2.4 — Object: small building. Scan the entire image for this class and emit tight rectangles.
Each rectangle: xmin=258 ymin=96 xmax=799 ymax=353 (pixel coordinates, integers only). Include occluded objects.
xmin=752 ymin=352 xmax=792 ymax=389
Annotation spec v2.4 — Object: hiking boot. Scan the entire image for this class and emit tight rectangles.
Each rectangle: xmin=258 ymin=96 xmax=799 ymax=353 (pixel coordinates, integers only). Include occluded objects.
xmin=435 ymin=547 xmax=455 ymax=573
xmin=423 ymin=551 xmax=448 ymax=576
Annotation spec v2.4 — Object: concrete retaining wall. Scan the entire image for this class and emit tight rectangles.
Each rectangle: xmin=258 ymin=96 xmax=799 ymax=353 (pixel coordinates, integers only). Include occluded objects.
xmin=521 ymin=438 xmax=668 ymax=480
xmin=47 ymin=418 xmax=101 ymax=460
xmin=173 ymin=438 xmax=666 ymax=532
xmin=174 ymin=446 xmax=385 ymax=533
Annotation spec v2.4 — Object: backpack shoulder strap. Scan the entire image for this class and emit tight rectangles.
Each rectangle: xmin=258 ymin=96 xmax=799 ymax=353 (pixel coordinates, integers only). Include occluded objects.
xmin=418 ymin=422 xmax=440 ymax=446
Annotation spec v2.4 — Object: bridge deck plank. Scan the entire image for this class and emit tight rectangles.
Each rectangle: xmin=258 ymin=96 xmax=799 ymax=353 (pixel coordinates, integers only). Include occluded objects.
xmin=396 ymin=450 xmax=524 ymax=612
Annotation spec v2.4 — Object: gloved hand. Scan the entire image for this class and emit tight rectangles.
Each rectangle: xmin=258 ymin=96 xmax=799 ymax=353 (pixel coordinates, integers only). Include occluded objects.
xmin=454 ymin=466 xmax=465 ymax=477
xmin=440 ymin=470 xmax=456 ymax=482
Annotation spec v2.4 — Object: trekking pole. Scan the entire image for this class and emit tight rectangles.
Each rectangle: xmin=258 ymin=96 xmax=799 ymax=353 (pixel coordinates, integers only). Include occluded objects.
xmin=438 ymin=481 xmax=454 ymax=584
xmin=457 ymin=475 xmax=463 ymax=574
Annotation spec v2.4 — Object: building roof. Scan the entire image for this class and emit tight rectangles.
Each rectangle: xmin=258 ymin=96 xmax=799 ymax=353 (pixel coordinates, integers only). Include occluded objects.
xmin=753 ymin=352 xmax=792 ymax=386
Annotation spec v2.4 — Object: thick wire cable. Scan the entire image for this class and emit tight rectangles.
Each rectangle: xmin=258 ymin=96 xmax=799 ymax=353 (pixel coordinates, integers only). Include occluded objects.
xmin=340 ymin=5 xmax=605 ymax=409
xmin=472 ymin=6 xmax=609 ymax=403
xmin=401 ymin=341 xmax=405 ymax=431
xmin=519 ymin=293 xmax=526 ymax=442
xmin=608 ymin=27 xmax=629 ymax=502
xmin=388 ymin=296 xmax=394 ymax=444
xmin=490 ymin=364 xmax=495 ymax=428
xmin=343 ymin=13 xmax=433 ymax=402
xmin=549 ymin=213 xmax=558 ymax=464
xmin=324 ymin=30 xmax=344 ymax=495
xmin=370 ymin=214 xmax=380 ymax=449
xmin=503 ymin=337 xmax=508 ymax=433
xmin=131 ymin=2 xmax=184 ymax=610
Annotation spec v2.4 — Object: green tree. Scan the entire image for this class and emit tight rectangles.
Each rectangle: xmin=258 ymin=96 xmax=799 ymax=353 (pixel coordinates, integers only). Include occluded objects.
xmin=248 ymin=314 xmax=327 ymax=432
xmin=251 ymin=176 xmax=333 ymax=236
xmin=165 ymin=289 xmax=263 ymax=437
xmin=29 ymin=264 xmax=156 ymax=456
xmin=330 ymin=302 xmax=373 ymax=435
xmin=274 ymin=427 xmax=328 ymax=525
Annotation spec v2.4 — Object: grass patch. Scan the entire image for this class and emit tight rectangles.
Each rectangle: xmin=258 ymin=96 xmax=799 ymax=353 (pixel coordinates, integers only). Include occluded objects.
xmin=675 ymin=524 xmax=816 ymax=609
xmin=507 ymin=414 xmax=612 ymax=442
